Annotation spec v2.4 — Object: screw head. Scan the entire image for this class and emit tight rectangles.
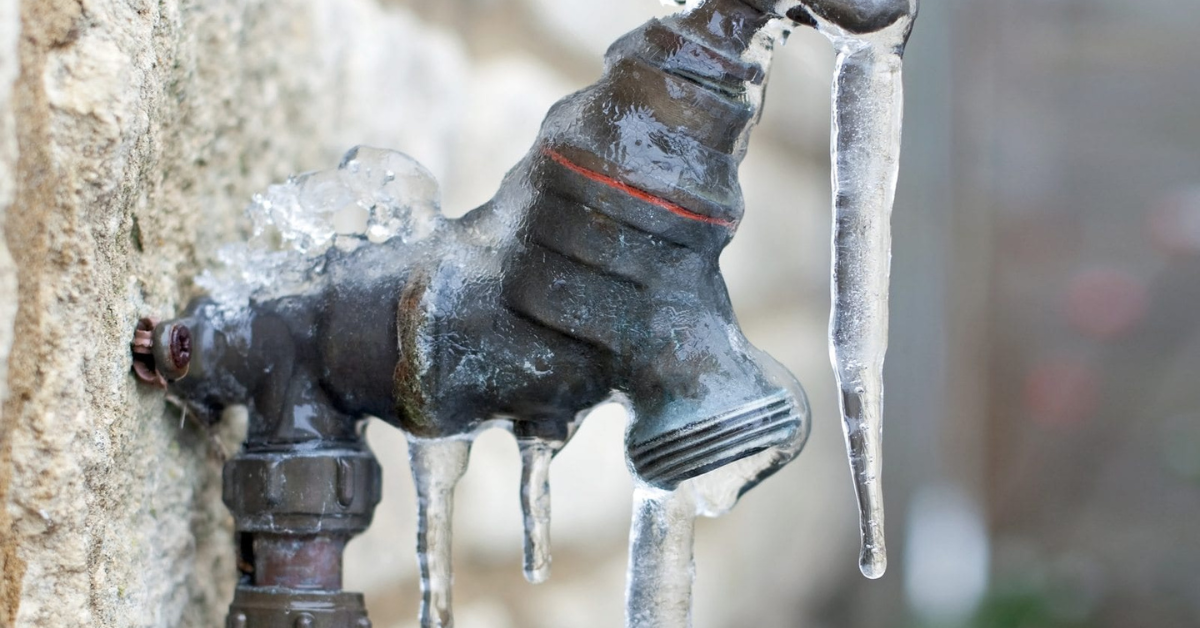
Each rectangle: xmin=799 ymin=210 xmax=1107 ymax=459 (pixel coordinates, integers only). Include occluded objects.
xmin=151 ymin=321 xmax=191 ymax=381
xmin=169 ymin=323 xmax=192 ymax=370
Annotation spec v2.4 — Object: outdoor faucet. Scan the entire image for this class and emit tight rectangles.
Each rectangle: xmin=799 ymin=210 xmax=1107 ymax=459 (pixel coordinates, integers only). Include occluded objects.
xmin=132 ymin=0 xmax=917 ymax=626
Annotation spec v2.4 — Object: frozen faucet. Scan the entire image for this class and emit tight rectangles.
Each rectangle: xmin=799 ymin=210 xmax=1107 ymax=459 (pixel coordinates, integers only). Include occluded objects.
xmin=132 ymin=0 xmax=917 ymax=626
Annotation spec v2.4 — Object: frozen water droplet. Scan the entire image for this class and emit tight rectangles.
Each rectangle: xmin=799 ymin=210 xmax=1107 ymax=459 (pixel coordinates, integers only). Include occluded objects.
xmin=518 ymin=438 xmax=561 ymax=584
xmin=409 ymin=436 xmax=472 ymax=628
xmin=861 ymin=545 xmax=887 ymax=580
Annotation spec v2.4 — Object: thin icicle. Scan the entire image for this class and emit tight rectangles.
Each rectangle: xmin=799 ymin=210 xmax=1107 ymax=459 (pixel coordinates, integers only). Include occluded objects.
xmin=812 ymin=3 xmax=916 ymax=580
xmin=518 ymin=438 xmax=562 ymax=584
xmin=409 ymin=436 xmax=472 ymax=628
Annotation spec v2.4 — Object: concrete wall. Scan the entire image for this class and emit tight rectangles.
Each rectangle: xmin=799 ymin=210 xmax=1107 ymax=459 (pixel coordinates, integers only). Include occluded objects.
xmin=0 ymin=1 xmax=853 ymax=626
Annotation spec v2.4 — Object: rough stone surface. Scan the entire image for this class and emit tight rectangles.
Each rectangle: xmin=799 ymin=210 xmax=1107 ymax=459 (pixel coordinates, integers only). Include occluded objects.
xmin=1 ymin=0 xmax=20 ymax=618
xmin=0 ymin=0 xmax=465 ymax=625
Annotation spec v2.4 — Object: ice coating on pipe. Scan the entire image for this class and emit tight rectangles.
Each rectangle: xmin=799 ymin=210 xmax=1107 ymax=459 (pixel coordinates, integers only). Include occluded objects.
xmin=808 ymin=1 xmax=917 ymax=579
xmin=408 ymin=436 xmax=472 ymax=628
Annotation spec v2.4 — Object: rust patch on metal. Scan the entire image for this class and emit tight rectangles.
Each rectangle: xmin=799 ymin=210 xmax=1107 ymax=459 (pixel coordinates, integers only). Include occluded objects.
xmin=394 ymin=270 xmax=435 ymax=436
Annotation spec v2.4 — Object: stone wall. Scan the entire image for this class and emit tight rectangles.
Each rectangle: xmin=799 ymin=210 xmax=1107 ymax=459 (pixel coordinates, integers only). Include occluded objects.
xmin=0 ymin=0 xmax=471 ymax=624
xmin=0 ymin=0 xmax=854 ymax=626
xmin=0 ymin=0 xmax=18 ymax=615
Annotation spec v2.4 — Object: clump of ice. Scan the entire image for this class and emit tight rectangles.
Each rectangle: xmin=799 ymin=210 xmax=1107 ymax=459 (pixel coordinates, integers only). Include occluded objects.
xmin=249 ymin=146 xmax=443 ymax=254
xmin=197 ymin=146 xmax=443 ymax=316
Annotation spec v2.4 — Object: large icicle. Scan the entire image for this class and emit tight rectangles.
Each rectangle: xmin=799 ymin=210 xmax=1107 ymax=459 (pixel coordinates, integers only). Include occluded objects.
xmin=518 ymin=438 xmax=562 ymax=584
xmin=625 ymin=487 xmax=698 ymax=628
xmin=409 ymin=436 xmax=472 ymax=628
xmin=813 ymin=3 xmax=916 ymax=580
xmin=625 ymin=446 xmax=806 ymax=628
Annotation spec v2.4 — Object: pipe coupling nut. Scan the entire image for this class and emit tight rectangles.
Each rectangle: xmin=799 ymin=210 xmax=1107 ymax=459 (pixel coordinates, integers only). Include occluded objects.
xmin=223 ymin=448 xmax=383 ymax=535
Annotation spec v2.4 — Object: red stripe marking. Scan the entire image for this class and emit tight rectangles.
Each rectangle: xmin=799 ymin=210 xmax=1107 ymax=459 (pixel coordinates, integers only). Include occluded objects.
xmin=543 ymin=147 xmax=736 ymax=228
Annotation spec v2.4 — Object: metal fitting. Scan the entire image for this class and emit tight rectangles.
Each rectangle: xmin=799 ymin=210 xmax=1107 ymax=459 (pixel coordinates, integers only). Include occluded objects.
xmin=131 ymin=317 xmax=191 ymax=387
xmin=226 ymin=589 xmax=370 ymax=628
xmin=222 ymin=448 xmax=382 ymax=535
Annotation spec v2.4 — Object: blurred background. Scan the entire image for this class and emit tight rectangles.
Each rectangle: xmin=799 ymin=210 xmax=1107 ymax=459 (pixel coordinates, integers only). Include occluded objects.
xmin=323 ymin=0 xmax=1200 ymax=626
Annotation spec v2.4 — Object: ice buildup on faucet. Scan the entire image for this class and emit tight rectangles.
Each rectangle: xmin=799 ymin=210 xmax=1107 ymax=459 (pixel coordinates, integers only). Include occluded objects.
xmin=132 ymin=0 xmax=918 ymax=625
